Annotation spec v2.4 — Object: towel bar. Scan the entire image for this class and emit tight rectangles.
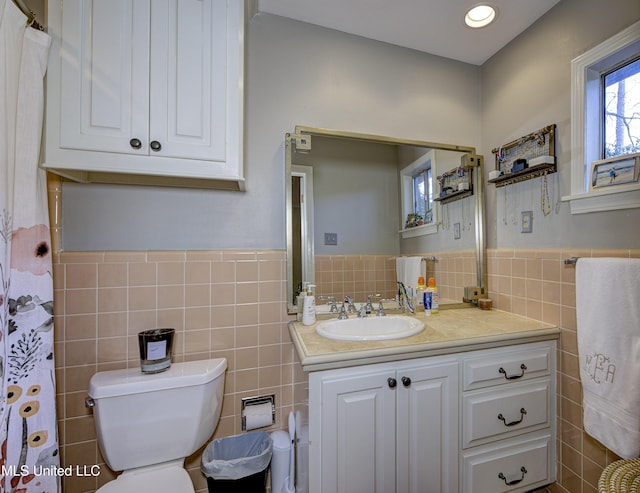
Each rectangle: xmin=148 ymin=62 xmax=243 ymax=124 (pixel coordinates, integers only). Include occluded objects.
xmin=564 ymin=257 xmax=579 ymax=265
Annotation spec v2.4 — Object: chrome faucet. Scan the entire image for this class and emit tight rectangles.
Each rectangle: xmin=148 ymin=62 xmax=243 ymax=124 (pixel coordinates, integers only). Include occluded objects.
xmin=397 ymin=282 xmax=415 ymax=314
xmin=344 ymin=296 xmax=357 ymax=314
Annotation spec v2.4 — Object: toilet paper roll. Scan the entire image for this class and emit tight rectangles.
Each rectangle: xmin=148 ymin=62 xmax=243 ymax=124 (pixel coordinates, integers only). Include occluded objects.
xmin=243 ymin=402 xmax=273 ymax=430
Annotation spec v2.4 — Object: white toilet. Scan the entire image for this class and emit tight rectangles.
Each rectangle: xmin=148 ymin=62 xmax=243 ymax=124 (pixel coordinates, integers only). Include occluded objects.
xmin=87 ymin=358 xmax=227 ymax=493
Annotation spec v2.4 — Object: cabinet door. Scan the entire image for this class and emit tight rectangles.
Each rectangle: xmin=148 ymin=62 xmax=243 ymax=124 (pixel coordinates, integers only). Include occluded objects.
xmin=396 ymin=360 xmax=459 ymax=493
xmin=59 ymin=0 xmax=150 ymax=155
xmin=313 ymin=367 xmax=396 ymax=493
xmin=149 ymin=0 xmax=230 ymax=161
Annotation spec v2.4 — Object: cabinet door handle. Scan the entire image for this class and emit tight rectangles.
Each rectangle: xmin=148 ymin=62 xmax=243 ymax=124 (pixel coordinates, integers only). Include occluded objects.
xmin=387 ymin=377 xmax=397 ymax=388
xmin=150 ymin=140 xmax=162 ymax=152
xmin=401 ymin=376 xmax=411 ymax=387
xmin=498 ymin=363 xmax=527 ymax=380
xmin=129 ymin=138 xmax=142 ymax=149
xmin=497 ymin=407 xmax=527 ymax=426
xmin=498 ymin=466 xmax=527 ymax=486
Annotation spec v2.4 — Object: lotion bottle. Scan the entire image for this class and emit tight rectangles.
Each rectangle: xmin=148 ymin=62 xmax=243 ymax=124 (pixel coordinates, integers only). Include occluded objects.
xmin=302 ymin=284 xmax=316 ymax=326
xmin=427 ymin=277 xmax=439 ymax=313
xmin=414 ymin=276 xmax=427 ymax=312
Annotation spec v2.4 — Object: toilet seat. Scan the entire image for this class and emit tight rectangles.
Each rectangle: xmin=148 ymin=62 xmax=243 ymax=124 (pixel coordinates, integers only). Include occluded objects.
xmin=96 ymin=461 xmax=195 ymax=493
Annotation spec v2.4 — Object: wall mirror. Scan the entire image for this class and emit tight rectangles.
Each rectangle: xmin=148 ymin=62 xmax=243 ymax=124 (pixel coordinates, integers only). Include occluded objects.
xmin=285 ymin=126 xmax=486 ymax=315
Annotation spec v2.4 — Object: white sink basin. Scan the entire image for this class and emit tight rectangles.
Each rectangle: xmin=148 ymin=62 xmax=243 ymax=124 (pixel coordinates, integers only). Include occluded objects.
xmin=315 ymin=315 xmax=424 ymax=341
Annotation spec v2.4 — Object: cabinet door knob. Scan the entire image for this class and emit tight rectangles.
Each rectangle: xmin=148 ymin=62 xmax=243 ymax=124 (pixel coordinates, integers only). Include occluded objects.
xmin=498 ymin=363 xmax=527 ymax=380
xmin=401 ymin=376 xmax=411 ymax=387
xmin=150 ymin=140 xmax=162 ymax=152
xmin=129 ymin=138 xmax=142 ymax=149
xmin=387 ymin=377 xmax=397 ymax=388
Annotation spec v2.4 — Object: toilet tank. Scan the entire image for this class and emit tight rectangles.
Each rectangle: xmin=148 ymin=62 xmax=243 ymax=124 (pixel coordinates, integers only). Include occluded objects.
xmin=88 ymin=358 xmax=227 ymax=472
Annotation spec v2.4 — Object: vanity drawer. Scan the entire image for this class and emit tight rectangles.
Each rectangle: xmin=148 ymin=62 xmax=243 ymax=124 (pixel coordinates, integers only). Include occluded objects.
xmin=462 ymin=380 xmax=550 ymax=449
xmin=461 ymin=432 xmax=552 ymax=493
xmin=462 ymin=344 xmax=551 ymax=391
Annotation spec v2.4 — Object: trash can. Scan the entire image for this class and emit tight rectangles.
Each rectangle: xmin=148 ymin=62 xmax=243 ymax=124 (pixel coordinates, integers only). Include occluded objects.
xmin=201 ymin=431 xmax=272 ymax=493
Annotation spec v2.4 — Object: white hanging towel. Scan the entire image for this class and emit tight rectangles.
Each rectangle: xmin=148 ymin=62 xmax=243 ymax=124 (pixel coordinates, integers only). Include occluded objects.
xmin=395 ymin=256 xmax=423 ymax=287
xmin=576 ymin=257 xmax=640 ymax=458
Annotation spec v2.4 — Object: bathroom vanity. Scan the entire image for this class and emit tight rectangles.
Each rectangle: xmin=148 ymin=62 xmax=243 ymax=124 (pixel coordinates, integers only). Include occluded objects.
xmin=289 ymin=308 xmax=559 ymax=493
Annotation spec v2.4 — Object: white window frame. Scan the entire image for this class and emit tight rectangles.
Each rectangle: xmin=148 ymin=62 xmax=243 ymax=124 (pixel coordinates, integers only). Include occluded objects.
xmin=400 ymin=151 xmax=438 ymax=238
xmin=565 ymin=20 xmax=640 ymax=214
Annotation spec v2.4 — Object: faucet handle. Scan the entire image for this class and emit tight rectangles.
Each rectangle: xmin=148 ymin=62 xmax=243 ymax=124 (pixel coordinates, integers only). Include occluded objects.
xmin=358 ymin=304 xmax=368 ymax=318
xmin=319 ymin=295 xmax=338 ymax=312
xmin=337 ymin=304 xmax=349 ymax=319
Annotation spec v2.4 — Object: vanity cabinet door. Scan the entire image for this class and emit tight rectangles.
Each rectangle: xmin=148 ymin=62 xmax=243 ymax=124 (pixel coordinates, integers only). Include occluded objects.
xmin=310 ymin=365 xmax=397 ymax=493
xmin=309 ymin=357 xmax=458 ymax=493
xmin=396 ymin=360 xmax=459 ymax=493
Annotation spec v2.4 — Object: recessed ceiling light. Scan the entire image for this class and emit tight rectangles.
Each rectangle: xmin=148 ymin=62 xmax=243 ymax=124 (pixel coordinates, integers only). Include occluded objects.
xmin=465 ymin=4 xmax=497 ymax=28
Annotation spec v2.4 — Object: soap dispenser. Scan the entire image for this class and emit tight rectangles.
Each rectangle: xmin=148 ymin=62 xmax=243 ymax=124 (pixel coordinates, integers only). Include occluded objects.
xmin=302 ymin=284 xmax=316 ymax=326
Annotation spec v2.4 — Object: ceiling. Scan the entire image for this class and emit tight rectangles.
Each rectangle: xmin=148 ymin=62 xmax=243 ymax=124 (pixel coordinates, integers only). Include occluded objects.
xmin=257 ymin=0 xmax=562 ymax=66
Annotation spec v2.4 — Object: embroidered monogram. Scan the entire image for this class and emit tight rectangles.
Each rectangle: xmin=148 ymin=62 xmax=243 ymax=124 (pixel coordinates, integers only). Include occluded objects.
xmin=584 ymin=353 xmax=616 ymax=384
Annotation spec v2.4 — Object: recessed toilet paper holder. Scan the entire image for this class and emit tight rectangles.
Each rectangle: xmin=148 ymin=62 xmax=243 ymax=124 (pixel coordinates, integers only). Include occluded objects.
xmin=241 ymin=394 xmax=276 ymax=430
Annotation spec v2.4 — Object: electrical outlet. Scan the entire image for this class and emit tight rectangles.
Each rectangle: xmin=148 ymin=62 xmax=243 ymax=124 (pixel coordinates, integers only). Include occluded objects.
xmin=324 ymin=232 xmax=338 ymax=245
xmin=521 ymin=211 xmax=533 ymax=233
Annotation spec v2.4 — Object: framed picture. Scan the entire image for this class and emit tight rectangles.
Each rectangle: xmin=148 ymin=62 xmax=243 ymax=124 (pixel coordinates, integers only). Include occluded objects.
xmin=590 ymin=153 xmax=640 ymax=190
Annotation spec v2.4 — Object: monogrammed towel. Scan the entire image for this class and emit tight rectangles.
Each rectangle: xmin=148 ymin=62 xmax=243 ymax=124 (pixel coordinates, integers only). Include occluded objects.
xmin=576 ymin=257 xmax=640 ymax=458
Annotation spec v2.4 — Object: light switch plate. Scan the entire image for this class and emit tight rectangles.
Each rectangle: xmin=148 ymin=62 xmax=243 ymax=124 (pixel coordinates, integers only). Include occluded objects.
xmin=521 ymin=211 xmax=533 ymax=233
xmin=324 ymin=232 xmax=338 ymax=245
xmin=454 ymin=222 xmax=461 ymax=239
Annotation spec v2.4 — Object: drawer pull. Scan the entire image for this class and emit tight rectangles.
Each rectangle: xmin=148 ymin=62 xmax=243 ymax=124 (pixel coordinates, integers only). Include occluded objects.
xmin=401 ymin=376 xmax=411 ymax=387
xmin=498 ymin=363 xmax=527 ymax=380
xmin=498 ymin=466 xmax=527 ymax=486
xmin=387 ymin=377 xmax=397 ymax=388
xmin=498 ymin=407 xmax=527 ymax=426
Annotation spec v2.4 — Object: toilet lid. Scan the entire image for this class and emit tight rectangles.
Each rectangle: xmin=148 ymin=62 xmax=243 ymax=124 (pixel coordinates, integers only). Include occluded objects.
xmin=96 ymin=465 xmax=194 ymax=493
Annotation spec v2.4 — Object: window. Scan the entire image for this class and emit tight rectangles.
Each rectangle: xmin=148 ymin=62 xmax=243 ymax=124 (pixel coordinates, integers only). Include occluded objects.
xmin=412 ymin=167 xmax=433 ymax=224
xmin=400 ymin=150 xmax=437 ymax=238
xmin=569 ymin=20 xmax=640 ymax=213
xmin=604 ymin=56 xmax=640 ymax=160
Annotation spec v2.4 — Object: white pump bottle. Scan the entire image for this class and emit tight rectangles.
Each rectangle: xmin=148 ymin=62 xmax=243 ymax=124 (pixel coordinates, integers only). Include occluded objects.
xmin=302 ymin=284 xmax=316 ymax=325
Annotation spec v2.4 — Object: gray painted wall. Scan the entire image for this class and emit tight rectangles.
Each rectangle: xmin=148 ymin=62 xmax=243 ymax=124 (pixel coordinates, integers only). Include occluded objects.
xmin=481 ymin=0 xmax=640 ymax=250
xmin=60 ymin=13 xmax=481 ymax=250
xmin=61 ymin=2 xmax=640 ymax=252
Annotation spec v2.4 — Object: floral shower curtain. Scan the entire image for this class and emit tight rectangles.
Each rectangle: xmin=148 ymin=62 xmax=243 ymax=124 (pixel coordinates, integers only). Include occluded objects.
xmin=0 ymin=1 xmax=59 ymax=492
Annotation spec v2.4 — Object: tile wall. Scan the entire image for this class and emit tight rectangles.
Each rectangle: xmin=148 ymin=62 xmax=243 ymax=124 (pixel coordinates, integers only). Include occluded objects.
xmin=53 ymin=247 xmax=639 ymax=493
xmin=313 ymin=250 xmax=477 ymax=305
xmin=53 ymin=250 xmax=298 ymax=493
xmin=487 ymin=248 xmax=640 ymax=493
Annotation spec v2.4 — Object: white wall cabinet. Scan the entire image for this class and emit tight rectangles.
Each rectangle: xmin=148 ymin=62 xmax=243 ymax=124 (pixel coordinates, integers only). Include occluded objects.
xmin=309 ymin=356 xmax=459 ymax=493
xmin=44 ymin=0 xmax=245 ymax=190
xmin=307 ymin=340 xmax=556 ymax=493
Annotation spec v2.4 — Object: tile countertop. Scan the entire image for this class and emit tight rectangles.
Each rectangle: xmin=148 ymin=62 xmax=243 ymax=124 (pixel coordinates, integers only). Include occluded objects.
xmin=289 ymin=308 xmax=560 ymax=371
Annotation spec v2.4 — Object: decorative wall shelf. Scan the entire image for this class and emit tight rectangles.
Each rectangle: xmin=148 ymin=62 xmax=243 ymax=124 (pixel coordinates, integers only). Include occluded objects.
xmin=489 ymin=124 xmax=557 ymax=188
xmin=434 ymin=165 xmax=473 ymax=204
